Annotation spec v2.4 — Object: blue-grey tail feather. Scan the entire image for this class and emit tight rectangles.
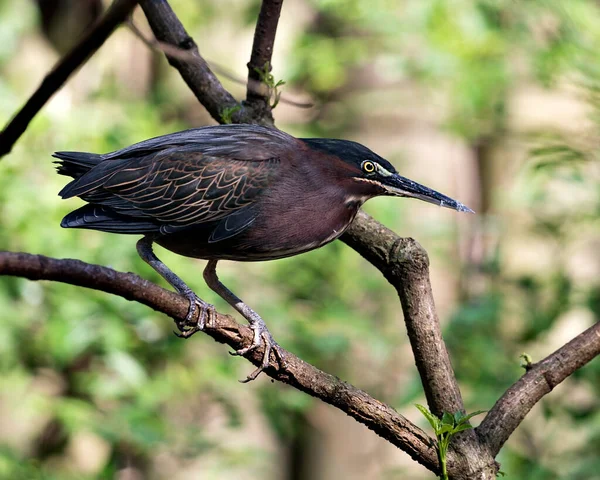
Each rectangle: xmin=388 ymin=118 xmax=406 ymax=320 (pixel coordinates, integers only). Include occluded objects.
xmin=61 ymin=204 xmax=160 ymax=234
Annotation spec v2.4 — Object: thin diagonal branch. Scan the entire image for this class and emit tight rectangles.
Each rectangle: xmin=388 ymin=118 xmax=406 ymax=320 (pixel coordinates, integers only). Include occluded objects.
xmin=246 ymin=0 xmax=284 ymax=120
xmin=477 ymin=320 xmax=600 ymax=456
xmin=0 ymin=250 xmax=439 ymax=472
xmin=139 ymin=0 xmax=264 ymax=125
xmin=0 ymin=0 xmax=139 ymax=159
xmin=126 ymin=20 xmax=312 ymax=109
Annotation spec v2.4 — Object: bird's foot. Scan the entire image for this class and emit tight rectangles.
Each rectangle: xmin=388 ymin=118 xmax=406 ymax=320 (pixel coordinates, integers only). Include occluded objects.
xmin=230 ymin=318 xmax=286 ymax=383
xmin=174 ymin=291 xmax=215 ymax=338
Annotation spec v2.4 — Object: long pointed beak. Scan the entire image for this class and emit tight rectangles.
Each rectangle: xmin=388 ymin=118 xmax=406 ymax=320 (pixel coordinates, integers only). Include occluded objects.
xmin=384 ymin=173 xmax=474 ymax=213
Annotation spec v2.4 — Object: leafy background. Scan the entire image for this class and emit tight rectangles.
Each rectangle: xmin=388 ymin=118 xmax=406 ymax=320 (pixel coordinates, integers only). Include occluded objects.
xmin=1 ymin=0 xmax=599 ymax=478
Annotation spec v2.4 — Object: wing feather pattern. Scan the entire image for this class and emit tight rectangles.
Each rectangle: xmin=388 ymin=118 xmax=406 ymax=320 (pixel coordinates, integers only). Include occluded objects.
xmin=58 ymin=145 xmax=279 ymax=239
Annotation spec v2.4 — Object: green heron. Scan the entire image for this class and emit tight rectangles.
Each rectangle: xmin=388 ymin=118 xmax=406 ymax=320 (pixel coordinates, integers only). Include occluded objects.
xmin=55 ymin=124 xmax=472 ymax=381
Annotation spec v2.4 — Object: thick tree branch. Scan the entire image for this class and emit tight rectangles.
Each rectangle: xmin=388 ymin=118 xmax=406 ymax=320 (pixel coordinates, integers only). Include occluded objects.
xmin=0 ymin=0 xmax=139 ymax=159
xmin=246 ymin=0 xmax=284 ymax=121
xmin=477 ymin=320 xmax=600 ymax=456
xmin=343 ymin=212 xmax=465 ymax=417
xmin=342 ymin=212 xmax=497 ymax=479
xmin=0 ymin=250 xmax=439 ymax=472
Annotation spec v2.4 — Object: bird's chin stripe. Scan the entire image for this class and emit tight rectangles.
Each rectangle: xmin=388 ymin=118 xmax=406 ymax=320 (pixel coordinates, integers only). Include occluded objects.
xmin=352 ymin=177 xmax=388 ymax=196
xmin=353 ymin=177 xmax=382 ymax=187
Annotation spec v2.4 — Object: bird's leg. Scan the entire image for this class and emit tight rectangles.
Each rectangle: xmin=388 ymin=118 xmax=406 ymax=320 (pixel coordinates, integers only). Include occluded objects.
xmin=136 ymin=236 xmax=214 ymax=337
xmin=203 ymin=260 xmax=286 ymax=382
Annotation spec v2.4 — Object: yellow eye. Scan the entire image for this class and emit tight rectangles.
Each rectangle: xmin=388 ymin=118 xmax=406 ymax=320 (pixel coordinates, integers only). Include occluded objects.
xmin=362 ymin=161 xmax=376 ymax=173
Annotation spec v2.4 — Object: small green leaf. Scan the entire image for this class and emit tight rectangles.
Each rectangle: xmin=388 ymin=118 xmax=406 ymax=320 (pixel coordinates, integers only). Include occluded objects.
xmin=415 ymin=406 xmax=486 ymax=480
xmin=252 ymin=62 xmax=286 ymax=109
xmin=442 ymin=411 xmax=455 ymax=426
xmin=459 ymin=410 xmax=487 ymax=425
xmin=220 ymin=104 xmax=242 ymax=124
xmin=453 ymin=423 xmax=474 ymax=433
xmin=454 ymin=410 xmax=466 ymax=422
xmin=415 ymin=404 xmax=440 ymax=431
xmin=519 ymin=353 xmax=533 ymax=370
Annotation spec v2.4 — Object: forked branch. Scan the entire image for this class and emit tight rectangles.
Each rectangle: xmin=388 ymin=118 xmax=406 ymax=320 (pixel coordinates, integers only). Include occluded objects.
xmin=139 ymin=0 xmax=271 ymax=125
xmin=343 ymin=212 xmax=496 ymax=478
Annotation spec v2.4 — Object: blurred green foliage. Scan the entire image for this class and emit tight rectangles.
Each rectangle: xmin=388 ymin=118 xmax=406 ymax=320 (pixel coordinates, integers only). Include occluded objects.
xmin=1 ymin=0 xmax=599 ymax=479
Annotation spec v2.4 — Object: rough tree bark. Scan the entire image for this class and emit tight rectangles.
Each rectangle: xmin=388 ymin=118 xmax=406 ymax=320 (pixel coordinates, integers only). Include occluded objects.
xmin=0 ymin=1 xmax=599 ymax=479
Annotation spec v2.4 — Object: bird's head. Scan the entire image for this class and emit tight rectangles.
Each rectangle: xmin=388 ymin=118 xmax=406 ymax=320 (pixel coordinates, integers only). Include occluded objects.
xmin=301 ymin=138 xmax=473 ymax=213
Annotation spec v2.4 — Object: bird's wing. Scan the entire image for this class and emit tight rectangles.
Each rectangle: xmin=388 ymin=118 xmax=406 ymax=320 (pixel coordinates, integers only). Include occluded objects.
xmin=60 ymin=146 xmax=279 ymax=236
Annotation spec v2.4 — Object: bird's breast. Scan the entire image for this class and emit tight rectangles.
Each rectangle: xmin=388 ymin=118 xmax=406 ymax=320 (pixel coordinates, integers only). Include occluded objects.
xmin=235 ymin=187 xmax=364 ymax=260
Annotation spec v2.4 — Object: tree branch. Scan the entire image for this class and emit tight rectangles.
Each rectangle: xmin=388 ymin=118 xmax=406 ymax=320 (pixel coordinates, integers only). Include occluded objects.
xmin=126 ymin=20 xmax=312 ymax=109
xmin=342 ymin=211 xmax=498 ymax=479
xmin=0 ymin=0 xmax=139 ymax=159
xmin=343 ymin=212 xmax=465 ymax=417
xmin=0 ymin=250 xmax=439 ymax=472
xmin=139 ymin=0 xmax=265 ymax=125
xmin=477 ymin=320 xmax=600 ymax=456
xmin=246 ymin=0 xmax=284 ymax=121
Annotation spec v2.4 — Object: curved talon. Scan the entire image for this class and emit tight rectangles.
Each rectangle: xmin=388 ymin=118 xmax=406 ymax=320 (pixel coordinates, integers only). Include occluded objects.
xmin=173 ymin=326 xmax=200 ymax=338
xmin=174 ymin=294 xmax=214 ymax=339
xmin=184 ymin=294 xmax=198 ymax=324
xmin=240 ymin=332 xmax=276 ymax=383
xmin=232 ymin=343 xmax=259 ymax=357
xmin=200 ymin=303 xmax=216 ymax=330
xmin=233 ymin=323 xmax=286 ymax=382
xmin=272 ymin=342 xmax=287 ymax=366
xmin=231 ymin=316 xmax=265 ymax=356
